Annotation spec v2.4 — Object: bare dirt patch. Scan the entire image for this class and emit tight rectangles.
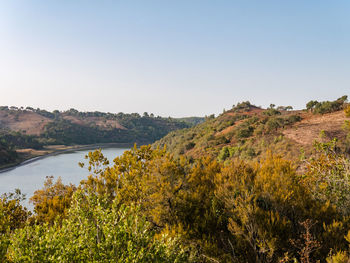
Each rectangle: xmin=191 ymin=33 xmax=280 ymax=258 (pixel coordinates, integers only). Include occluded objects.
xmin=282 ymin=111 xmax=347 ymax=146
xmin=0 ymin=111 xmax=52 ymax=135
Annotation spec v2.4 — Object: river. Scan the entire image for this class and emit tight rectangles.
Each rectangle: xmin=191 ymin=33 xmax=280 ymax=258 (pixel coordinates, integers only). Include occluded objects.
xmin=0 ymin=147 xmax=128 ymax=209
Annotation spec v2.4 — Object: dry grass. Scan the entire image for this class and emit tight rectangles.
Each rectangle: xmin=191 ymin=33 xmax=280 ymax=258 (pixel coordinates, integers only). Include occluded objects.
xmin=0 ymin=111 xmax=51 ymax=135
xmin=283 ymin=111 xmax=347 ymax=146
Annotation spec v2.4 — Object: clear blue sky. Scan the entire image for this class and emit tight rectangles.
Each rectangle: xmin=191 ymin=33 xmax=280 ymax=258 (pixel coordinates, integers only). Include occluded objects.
xmin=0 ymin=1 xmax=349 ymax=117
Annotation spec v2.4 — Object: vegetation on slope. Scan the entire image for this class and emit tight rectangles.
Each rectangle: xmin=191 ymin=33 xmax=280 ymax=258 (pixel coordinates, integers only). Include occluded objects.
xmin=2 ymin=137 xmax=350 ymax=262
xmin=1 ymin=97 xmax=350 ymax=262
xmin=154 ymin=96 xmax=349 ymax=162
xmin=306 ymin=95 xmax=348 ymax=114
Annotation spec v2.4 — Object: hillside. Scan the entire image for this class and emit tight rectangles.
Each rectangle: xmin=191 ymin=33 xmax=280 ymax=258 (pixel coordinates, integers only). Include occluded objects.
xmin=0 ymin=106 xmax=194 ymax=167
xmin=3 ymin=97 xmax=350 ymax=263
xmin=154 ymin=97 xmax=350 ymax=162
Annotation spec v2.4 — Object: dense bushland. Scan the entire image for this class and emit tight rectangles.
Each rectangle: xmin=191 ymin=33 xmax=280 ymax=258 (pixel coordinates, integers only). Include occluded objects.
xmin=1 ymin=137 xmax=350 ymax=262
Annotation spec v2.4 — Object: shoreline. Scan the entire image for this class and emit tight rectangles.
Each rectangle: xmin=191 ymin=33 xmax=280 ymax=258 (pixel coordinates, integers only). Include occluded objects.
xmin=0 ymin=142 xmax=136 ymax=174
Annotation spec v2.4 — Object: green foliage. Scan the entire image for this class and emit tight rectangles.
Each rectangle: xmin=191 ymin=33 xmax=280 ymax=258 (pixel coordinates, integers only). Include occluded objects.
xmin=0 ymin=141 xmax=17 ymax=167
xmin=0 ymin=131 xmax=43 ymax=150
xmin=8 ymin=190 xmax=191 ymax=263
xmin=0 ymin=130 xmax=45 ymax=167
xmin=304 ymin=139 xmax=350 ymax=215
xmin=218 ymin=146 xmax=230 ymax=161
xmin=264 ymin=107 xmax=281 ymax=116
xmin=235 ymin=124 xmax=254 ymax=139
xmin=0 ymin=190 xmax=30 ymax=261
xmin=232 ymin=101 xmax=257 ymax=112
xmin=306 ymin=95 xmax=348 ymax=114
xmin=185 ymin=141 xmax=195 ymax=150
xmin=42 ymin=119 xmax=130 ymax=145
xmin=41 ymin=115 xmax=188 ymax=145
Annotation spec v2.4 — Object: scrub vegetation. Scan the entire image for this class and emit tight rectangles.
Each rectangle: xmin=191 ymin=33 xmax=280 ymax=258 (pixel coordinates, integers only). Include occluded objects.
xmin=1 ymin=96 xmax=350 ymax=262
xmin=154 ymin=96 xmax=349 ymax=162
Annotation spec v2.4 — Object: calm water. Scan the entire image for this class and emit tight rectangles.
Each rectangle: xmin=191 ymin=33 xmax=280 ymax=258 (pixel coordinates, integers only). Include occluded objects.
xmin=0 ymin=147 xmax=128 ymax=208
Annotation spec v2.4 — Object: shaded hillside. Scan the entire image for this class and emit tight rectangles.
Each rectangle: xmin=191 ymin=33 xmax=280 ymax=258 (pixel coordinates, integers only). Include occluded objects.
xmin=154 ymin=97 xmax=350 ymax=162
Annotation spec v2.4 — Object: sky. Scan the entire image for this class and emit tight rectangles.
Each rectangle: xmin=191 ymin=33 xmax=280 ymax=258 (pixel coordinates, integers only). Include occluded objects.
xmin=0 ymin=1 xmax=349 ymax=117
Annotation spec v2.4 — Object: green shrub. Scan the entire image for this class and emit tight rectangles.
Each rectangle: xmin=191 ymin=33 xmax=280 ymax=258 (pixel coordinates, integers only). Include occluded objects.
xmin=306 ymin=95 xmax=348 ymax=114
xmin=185 ymin=142 xmax=195 ymax=150
xmin=236 ymin=125 xmax=254 ymax=139
xmin=263 ymin=108 xmax=281 ymax=116
xmin=7 ymin=191 xmax=192 ymax=263
xmin=218 ymin=147 xmax=230 ymax=161
xmin=232 ymin=101 xmax=254 ymax=112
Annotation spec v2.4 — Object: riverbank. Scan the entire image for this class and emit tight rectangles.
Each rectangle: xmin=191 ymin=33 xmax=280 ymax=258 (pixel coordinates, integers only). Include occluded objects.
xmin=0 ymin=142 xmax=135 ymax=173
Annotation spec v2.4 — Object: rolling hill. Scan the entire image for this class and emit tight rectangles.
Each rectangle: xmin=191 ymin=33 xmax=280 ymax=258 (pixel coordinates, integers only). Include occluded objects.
xmin=154 ymin=97 xmax=350 ymax=162
xmin=0 ymin=107 xmax=199 ymax=167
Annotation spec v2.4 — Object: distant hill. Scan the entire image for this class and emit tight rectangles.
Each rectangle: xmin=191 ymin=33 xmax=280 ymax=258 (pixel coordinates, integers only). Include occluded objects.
xmin=0 ymin=106 xmax=198 ymax=167
xmin=0 ymin=107 xmax=197 ymax=146
xmin=154 ymin=97 xmax=350 ymax=162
